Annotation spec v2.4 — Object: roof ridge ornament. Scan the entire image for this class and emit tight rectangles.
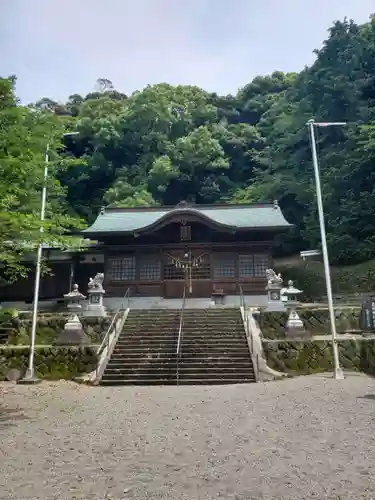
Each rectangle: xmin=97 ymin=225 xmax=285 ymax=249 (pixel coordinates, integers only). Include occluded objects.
xmin=175 ymin=201 xmax=192 ymax=209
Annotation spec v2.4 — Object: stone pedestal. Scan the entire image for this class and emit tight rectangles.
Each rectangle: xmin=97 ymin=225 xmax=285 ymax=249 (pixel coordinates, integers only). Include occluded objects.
xmin=286 ymin=308 xmax=308 ymax=339
xmin=266 ymin=282 xmax=284 ymax=311
xmin=84 ymin=273 xmax=107 ymax=318
xmin=265 ymin=269 xmax=284 ymax=311
xmin=84 ymin=290 xmax=106 ymax=317
xmin=55 ymin=314 xmax=89 ymax=345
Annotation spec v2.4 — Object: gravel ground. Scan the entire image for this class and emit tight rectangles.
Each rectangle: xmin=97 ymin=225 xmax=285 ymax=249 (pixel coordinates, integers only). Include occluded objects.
xmin=1 ymin=374 xmax=375 ymax=500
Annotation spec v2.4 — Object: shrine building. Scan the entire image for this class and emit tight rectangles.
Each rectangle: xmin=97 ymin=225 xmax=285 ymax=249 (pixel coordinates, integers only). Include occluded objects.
xmin=0 ymin=202 xmax=291 ymax=305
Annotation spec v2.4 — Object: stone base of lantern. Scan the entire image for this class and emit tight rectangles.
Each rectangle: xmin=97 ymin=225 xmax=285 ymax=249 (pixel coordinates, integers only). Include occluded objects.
xmin=285 ymin=310 xmax=309 ymax=339
xmin=55 ymin=314 xmax=89 ymax=345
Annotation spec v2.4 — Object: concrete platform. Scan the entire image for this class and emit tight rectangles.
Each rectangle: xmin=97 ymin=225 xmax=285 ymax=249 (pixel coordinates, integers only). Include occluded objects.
xmin=1 ymin=294 xmax=270 ymax=312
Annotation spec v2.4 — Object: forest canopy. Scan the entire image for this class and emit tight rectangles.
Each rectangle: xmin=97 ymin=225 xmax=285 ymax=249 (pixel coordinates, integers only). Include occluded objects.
xmin=2 ymin=15 xmax=375 ymax=274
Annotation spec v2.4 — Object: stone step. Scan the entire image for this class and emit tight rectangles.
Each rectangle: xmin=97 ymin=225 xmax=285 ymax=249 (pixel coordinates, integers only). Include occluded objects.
xmin=177 ymin=378 xmax=255 ymax=385
xmin=125 ymin=325 xmax=243 ymax=329
xmin=109 ymin=352 xmax=250 ymax=360
xmin=107 ymin=361 xmax=252 ymax=370
xmin=123 ymin=325 xmax=243 ymax=332
xmin=111 ymin=351 xmax=175 ymax=359
xmin=122 ymin=325 xmax=179 ymax=331
xmin=112 ymin=346 xmax=249 ymax=354
xmin=104 ymin=367 xmax=253 ymax=377
xmin=101 ymin=373 xmax=175 ymax=381
xmin=180 ymin=355 xmax=252 ymax=361
xmin=100 ymin=377 xmax=254 ymax=386
xmin=116 ymin=336 xmax=246 ymax=344
xmin=103 ymin=370 xmax=175 ymax=379
xmin=179 ymin=341 xmax=249 ymax=347
xmin=100 ymin=379 xmax=177 ymax=386
xmin=115 ymin=338 xmax=177 ymax=344
xmin=110 ymin=350 xmax=176 ymax=357
xmin=107 ymin=361 xmax=176 ymax=369
xmin=115 ymin=338 xmax=246 ymax=345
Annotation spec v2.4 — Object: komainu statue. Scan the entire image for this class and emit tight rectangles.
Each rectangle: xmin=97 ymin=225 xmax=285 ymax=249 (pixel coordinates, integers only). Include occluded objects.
xmin=88 ymin=273 xmax=104 ymax=291
xmin=265 ymin=268 xmax=283 ymax=286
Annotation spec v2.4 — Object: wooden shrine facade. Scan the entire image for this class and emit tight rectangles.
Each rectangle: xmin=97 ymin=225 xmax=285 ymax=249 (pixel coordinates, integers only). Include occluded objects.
xmin=82 ymin=202 xmax=291 ymax=299
xmin=0 ymin=202 xmax=291 ymax=302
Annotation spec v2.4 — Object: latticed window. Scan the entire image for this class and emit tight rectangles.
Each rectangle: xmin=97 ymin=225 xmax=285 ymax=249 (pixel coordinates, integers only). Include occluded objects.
xmin=239 ymin=254 xmax=269 ymax=278
xmin=108 ymin=256 xmax=136 ymax=281
xmin=238 ymin=254 xmax=253 ymax=278
xmin=213 ymin=253 xmax=236 ymax=278
xmin=253 ymin=253 xmax=269 ymax=277
xmin=139 ymin=254 xmax=161 ymax=280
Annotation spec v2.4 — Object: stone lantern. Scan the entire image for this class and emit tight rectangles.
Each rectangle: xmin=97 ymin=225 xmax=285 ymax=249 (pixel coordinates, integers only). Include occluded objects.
xmin=281 ymin=280 xmax=306 ymax=338
xmin=64 ymin=284 xmax=86 ymax=312
xmin=56 ymin=284 xmax=89 ymax=345
xmin=84 ymin=273 xmax=107 ymax=318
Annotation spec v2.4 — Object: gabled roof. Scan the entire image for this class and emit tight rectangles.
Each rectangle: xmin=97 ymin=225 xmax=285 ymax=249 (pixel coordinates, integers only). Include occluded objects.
xmin=83 ymin=202 xmax=291 ymax=235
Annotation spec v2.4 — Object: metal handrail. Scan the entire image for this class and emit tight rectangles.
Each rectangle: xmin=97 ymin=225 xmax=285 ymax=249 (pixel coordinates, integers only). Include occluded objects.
xmin=176 ymin=287 xmax=186 ymax=385
xmin=239 ymin=285 xmax=253 ymax=354
xmin=96 ymin=287 xmax=131 ymax=357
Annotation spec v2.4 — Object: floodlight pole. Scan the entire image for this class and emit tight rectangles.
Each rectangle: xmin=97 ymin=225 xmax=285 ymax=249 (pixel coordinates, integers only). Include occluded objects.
xmin=19 ymin=132 xmax=79 ymax=384
xmin=307 ymin=118 xmax=345 ymax=380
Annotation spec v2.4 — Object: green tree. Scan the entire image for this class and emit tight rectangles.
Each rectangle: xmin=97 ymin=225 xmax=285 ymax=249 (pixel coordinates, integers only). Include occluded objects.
xmin=0 ymin=77 xmax=84 ymax=280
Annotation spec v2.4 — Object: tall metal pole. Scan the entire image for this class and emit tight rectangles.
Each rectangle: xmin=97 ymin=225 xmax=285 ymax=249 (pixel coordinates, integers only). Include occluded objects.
xmin=19 ymin=131 xmax=79 ymax=384
xmin=307 ymin=119 xmax=344 ymax=380
xmin=19 ymin=145 xmax=49 ymax=383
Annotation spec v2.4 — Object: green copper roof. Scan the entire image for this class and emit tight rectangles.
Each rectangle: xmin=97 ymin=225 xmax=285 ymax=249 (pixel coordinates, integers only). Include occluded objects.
xmin=83 ymin=203 xmax=291 ymax=234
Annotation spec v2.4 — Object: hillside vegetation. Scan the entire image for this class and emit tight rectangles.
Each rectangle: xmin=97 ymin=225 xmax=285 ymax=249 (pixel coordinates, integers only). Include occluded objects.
xmin=274 ymin=257 xmax=375 ymax=300
xmin=2 ymin=15 xmax=375 ymax=278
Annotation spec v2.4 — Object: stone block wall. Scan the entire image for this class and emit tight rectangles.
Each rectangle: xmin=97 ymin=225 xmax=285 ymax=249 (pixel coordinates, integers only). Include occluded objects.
xmin=259 ymin=309 xmax=360 ymax=339
xmin=0 ymin=313 xmax=113 ymax=345
xmin=263 ymin=340 xmax=375 ymax=376
xmin=0 ymin=346 xmax=97 ymax=381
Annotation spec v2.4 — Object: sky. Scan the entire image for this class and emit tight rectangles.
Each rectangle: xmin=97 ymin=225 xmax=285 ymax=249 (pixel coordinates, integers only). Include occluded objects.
xmin=1 ymin=0 xmax=375 ymax=104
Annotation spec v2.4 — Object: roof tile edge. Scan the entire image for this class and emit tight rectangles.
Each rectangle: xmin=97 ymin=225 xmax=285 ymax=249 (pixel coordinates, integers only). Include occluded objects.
xmin=102 ymin=202 xmax=278 ymax=213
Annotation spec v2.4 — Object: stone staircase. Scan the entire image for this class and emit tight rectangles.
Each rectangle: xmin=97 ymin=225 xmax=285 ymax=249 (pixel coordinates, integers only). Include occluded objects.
xmin=100 ymin=308 xmax=255 ymax=386
xmin=178 ymin=309 xmax=255 ymax=385
xmin=0 ymin=317 xmax=15 ymax=345
xmin=100 ymin=309 xmax=179 ymax=386
xmin=0 ymin=327 xmax=10 ymax=345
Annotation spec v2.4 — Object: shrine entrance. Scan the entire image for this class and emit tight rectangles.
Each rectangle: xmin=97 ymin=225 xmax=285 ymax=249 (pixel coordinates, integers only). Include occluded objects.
xmin=163 ymin=248 xmax=211 ymax=298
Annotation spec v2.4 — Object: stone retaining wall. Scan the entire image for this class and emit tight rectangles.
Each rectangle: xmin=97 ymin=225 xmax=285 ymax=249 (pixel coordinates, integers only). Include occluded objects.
xmin=263 ymin=339 xmax=375 ymax=376
xmin=259 ymin=309 xmax=360 ymax=339
xmin=0 ymin=313 xmax=113 ymax=345
xmin=0 ymin=346 xmax=97 ymax=381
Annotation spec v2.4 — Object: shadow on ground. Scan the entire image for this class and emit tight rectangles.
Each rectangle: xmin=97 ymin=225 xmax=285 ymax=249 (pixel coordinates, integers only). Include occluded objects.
xmin=0 ymin=405 xmax=29 ymax=430
xmin=358 ymin=394 xmax=375 ymax=400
